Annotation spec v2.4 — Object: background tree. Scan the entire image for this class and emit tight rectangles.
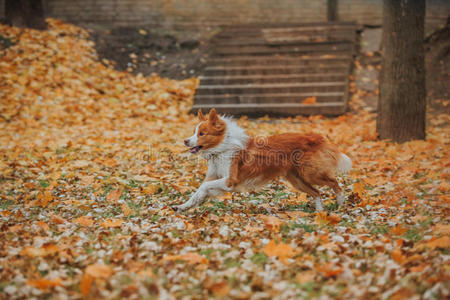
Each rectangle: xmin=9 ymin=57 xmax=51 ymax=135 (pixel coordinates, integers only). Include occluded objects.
xmin=5 ymin=0 xmax=46 ymax=30
xmin=377 ymin=0 xmax=426 ymax=143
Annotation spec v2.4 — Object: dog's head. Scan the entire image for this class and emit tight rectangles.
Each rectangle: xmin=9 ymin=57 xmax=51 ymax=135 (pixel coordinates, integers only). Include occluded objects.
xmin=184 ymin=108 xmax=226 ymax=154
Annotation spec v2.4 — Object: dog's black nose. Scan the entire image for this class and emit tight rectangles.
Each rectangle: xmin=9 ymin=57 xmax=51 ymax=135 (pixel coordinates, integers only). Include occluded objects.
xmin=184 ymin=139 xmax=189 ymax=146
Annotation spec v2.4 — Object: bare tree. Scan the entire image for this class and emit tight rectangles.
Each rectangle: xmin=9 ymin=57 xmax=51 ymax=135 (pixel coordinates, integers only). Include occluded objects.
xmin=5 ymin=0 xmax=46 ymax=30
xmin=377 ymin=0 xmax=426 ymax=143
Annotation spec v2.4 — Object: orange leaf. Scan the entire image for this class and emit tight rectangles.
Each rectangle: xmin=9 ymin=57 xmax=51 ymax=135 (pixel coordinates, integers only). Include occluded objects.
xmin=409 ymin=265 xmax=426 ymax=273
xmin=122 ymin=203 xmax=134 ymax=217
xmin=296 ymin=272 xmax=315 ymax=284
xmin=75 ymin=216 xmax=94 ymax=227
xmin=208 ymin=281 xmax=230 ymax=296
xmin=36 ymin=221 xmax=49 ymax=230
xmin=315 ymin=212 xmax=340 ymax=226
xmin=164 ymin=253 xmax=208 ymax=264
xmin=390 ymin=225 xmax=408 ymax=235
xmin=85 ymin=263 xmax=114 ymax=279
xmin=35 ymin=190 xmax=53 ymax=207
xmin=263 ymin=240 xmax=295 ymax=263
xmin=353 ymin=182 xmax=365 ymax=197
xmin=100 ymin=218 xmax=123 ymax=228
xmin=432 ymin=224 xmax=450 ymax=235
xmin=426 ymin=236 xmax=450 ymax=250
xmin=106 ymin=189 xmax=122 ymax=203
xmin=302 ymin=96 xmax=317 ymax=104
xmin=260 ymin=215 xmax=283 ymax=232
xmin=27 ymin=278 xmax=63 ymax=290
xmin=21 ymin=244 xmax=61 ymax=257
xmin=391 ymin=287 xmax=414 ymax=300
xmin=317 ymin=262 xmax=342 ymax=277
xmin=51 ymin=214 xmax=65 ymax=224
xmin=390 ymin=248 xmax=406 ymax=264
xmin=80 ymin=274 xmax=94 ymax=296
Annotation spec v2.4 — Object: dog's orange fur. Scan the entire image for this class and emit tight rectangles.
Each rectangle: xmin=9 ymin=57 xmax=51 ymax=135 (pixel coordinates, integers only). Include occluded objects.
xmin=226 ymin=133 xmax=342 ymax=197
xmin=194 ymin=109 xmax=226 ymax=152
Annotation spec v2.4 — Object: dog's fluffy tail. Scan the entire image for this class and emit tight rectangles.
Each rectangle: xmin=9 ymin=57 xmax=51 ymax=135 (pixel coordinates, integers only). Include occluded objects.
xmin=336 ymin=153 xmax=352 ymax=174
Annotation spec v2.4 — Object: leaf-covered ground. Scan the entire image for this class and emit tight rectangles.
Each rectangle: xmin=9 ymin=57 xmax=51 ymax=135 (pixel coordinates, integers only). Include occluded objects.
xmin=0 ymin=20 xmax=449 ymax=299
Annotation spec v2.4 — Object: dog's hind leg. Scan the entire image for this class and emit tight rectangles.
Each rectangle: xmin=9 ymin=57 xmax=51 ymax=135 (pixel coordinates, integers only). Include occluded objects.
xmin=286 ymin=171 xmax=323 ymax=211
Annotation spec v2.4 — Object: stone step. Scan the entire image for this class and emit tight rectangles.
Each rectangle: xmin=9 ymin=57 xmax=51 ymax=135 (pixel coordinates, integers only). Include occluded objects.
xmin=213 ymin=35 xmax=355 ymax=46
xmin=196 ymin=82 xmax=346 ymax=95
xmin=199 ymin=73 xmax=347 ymax=85
xmin=192 ymin=102 xmax=347 ymax=116
xmin=217 ymin=22 xmax=357 ymax=36
xmin=194 ymin=92 xmax=345 ymax=104
xmin=207 ymin=55 xmax=352 ymax=66
xmin=214 ymin=42 xmax=354 ymax=56
xmin=204 ymin=65 xmax=349 ymax=76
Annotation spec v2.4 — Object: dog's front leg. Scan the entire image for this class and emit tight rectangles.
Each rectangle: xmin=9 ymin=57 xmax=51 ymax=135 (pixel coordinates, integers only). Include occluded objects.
xmin=174 ymin=178 xmax=231 ymax=212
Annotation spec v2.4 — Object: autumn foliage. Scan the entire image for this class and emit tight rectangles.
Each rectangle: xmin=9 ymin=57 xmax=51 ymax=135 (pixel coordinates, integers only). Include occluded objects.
xmin=0 ymin=20 xmax=449 ymax=299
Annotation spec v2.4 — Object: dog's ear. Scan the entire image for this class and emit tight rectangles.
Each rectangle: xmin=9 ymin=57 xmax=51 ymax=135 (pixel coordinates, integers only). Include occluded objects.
xmin=197 ymin=109 xmax=207 ymax=121
xmin=208 ymin=108 xmax=218 ymax=126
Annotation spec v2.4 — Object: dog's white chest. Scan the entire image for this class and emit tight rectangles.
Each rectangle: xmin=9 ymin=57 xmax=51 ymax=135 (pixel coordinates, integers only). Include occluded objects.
xmin=208 ymin=153 xmax=232 ymax=179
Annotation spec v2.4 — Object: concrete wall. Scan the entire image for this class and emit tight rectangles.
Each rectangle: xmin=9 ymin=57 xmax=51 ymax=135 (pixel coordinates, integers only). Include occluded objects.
xmin=0 ymin=0 xmax=449 ymax=31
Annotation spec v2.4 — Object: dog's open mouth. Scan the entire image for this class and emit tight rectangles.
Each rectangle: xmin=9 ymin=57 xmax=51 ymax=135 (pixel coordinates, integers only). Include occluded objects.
xmin=189 ymin=146 xmax=203 ymax=154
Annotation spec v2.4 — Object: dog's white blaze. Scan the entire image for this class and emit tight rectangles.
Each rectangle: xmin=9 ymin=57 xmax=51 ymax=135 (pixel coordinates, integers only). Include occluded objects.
xmin=186 ymin=123 xmax=201 ymax=147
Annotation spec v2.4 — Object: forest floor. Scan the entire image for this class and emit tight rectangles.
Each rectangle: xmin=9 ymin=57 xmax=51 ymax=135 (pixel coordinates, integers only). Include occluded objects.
xmin=0 ymin=20 xmax=449 ymax=299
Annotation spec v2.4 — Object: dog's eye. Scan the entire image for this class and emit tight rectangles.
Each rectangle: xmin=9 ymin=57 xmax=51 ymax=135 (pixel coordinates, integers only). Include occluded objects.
xmin=199 ymin=132 xmax=205 ymax=136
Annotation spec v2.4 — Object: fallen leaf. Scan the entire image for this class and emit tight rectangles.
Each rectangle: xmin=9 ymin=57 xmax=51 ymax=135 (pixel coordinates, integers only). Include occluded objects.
xmin=302 ymin=96 xmax=317 ymax=104
xmin=391 ymin=224 xmax=408 ymax=235
xmin=317 ymin=262 xmax=342 ymax=277
xmin=27 ymin=278 xmax=63 ymax=290
xmin=390 ymin=248 xmax=406 ymax=264
xmin=164 ymin=253 xmax=208 ymax=264
xmin=208 ymin=281 xmax=230 ymax=296
xmin=426 ymin=236 xmax=450 ymax=250
xmin=263 ymin=240 xmax=296 ymax=263
xmin=260 ymin=215 xmax=283 ymax=232
xmin=100 ymin=218 xmax=123 ymax=228
xmin=85 ymin=263 xmax=114 ymax=278
xmin=106 ymin=188 xmax=122 ymax=203
xmin=75 ymin=216 xmax=94 ymax=227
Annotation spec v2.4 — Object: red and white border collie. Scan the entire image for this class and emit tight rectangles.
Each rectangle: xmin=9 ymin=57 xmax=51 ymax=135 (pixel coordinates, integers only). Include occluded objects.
xmin=175 ymin=108 xmax=352 ymax=212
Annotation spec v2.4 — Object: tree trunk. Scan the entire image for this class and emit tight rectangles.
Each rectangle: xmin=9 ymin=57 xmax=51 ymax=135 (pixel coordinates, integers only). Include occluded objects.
xmin=5 ymin=0 xmax=46 ymax=30
xmin=377 ymin=0 xmax=426 ymax=143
